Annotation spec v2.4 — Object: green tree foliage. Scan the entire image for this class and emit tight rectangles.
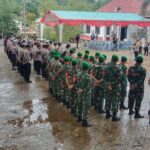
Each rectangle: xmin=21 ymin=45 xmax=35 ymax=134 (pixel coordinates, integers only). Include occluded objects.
xmin=0 ymin=0 xmax=19 ymax=37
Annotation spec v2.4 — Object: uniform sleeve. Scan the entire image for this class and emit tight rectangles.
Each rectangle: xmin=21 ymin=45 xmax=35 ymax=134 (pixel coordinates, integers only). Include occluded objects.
xmin=137 ymin=67 xmax=146 ymax=86
xmin=128 ymin=67 xmax=134 ymax=84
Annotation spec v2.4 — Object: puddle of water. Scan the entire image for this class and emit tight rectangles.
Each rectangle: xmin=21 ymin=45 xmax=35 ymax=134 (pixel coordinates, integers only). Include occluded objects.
xmin=7 ymin=99 xmax=49 ymax=128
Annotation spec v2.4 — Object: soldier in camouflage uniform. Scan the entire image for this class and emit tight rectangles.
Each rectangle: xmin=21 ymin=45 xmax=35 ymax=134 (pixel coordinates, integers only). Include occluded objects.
xmin=77 ymin=52 xmax=83 ymax=70
xmin=83 ymin=54 xmax=89 ymax=62
xmin=92 ymin=55 xmax=105 ymax=113
xmin=104 ymin=54 xmax=122 ymax=121
xmin=48 ymin=50 xmax=56 ymax=95
xmin=88 ymin=55 xmax=95 ymax=73
xmin=66 ymin=59 xmax=79 ymax=115
xmin=76 ymin=61 xmax=92 ymax=126
xmin=128 ymin=55 xmax=146 ymax=118
xmin=119 ymin=56 xmax=128 ymax=110
xmin=95 ymin=52 xmax=100 ymax=64
xmin=51 ymin=54 xmax=62 ymax=99
xmin=85 ymin=50 xmax=90 ymax=56
xmin=60 ymin=56 xmax=71 ymax=106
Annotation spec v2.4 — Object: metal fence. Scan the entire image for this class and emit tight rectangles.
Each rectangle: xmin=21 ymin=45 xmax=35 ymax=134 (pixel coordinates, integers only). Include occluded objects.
xmin=85 ymin=40 xmax=133 ymax=51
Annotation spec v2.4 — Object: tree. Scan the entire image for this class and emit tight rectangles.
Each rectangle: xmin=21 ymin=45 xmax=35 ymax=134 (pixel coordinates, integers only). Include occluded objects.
xmin=0 ymin=0 xmax=19 ymax=37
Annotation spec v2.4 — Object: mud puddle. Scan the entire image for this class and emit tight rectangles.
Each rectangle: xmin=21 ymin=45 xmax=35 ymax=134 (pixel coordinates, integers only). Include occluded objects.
xmin=7 ymin=99 xmax=49 ymax=128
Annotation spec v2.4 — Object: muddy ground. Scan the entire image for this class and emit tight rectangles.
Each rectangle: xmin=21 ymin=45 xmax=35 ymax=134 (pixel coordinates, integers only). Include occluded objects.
xmin=0 ymin=47 xmax=150 ymax=150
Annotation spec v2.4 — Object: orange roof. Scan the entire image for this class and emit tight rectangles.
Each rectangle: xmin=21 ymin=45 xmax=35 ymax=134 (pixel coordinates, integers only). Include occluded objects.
xmin=97 ymin=0 xmax=143 ymax=14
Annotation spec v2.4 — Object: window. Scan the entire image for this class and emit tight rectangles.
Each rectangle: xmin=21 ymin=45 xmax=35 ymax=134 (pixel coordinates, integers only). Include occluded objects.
xmin=95 ymin=27 xmax=100 ymax=34
xmin=86 ymin=25 xmax=91 ymax=34
xmin=106 ymin=26 xmax=111 ymax=35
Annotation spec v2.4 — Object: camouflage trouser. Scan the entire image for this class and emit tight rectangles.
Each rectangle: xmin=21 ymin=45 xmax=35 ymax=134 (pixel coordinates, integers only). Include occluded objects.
xmin=105 ymin=86 xmax=120 ymax=112
xmin=128 ymin=89 xmax=144 ymax=111
xmin=91 ymin=88 xmax=95 ymax=106
xmin=53 ymin=79 xmax=61 ymax=98
xmin=77 ymin=91 xmax=91 ymax=120
xmin=120 ymin=82 xmax=127 ymax=104
xmin=69 ymin=88 xmax=77 ymax=111
xmin=95 ymin=86 xmax=105 ymax=111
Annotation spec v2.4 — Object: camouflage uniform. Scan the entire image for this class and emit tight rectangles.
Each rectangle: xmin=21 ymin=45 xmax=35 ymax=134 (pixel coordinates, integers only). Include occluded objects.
xmin=51 ymin=59 xmax=62 ymax=98
xmin=128 ymin=64 xmax=146 ymax=116
xmin=119 ymin=63 xmax=128 ymax=108
xmin=60 ymin=63 xmax=71 ymax=104
xmin=92 ymin=62 xmax=105 ymax=112
xmin=104 ymin=61 xmax=122 ymax=119
xmin=66 ymin=65 xmax=79 ymax=114
xmin=76 ymin=70 xmax=92 ymax=122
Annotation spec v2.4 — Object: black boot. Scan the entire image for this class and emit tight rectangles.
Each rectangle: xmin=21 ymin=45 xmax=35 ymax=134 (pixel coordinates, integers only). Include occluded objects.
xmin=134 ymin=111 xmax=144 ymax=119
xmin=98 ymin=108 xmax=106 ymax=114
xmin=120 ymin=103 xmax=128 ymax=110
xmin=106 ymin=111 xmax=112 ymax=119
xmin=112 ymin=112 xmax=120 ymax=122
xmin=82 ymin=119 xmax=92 ymax=127
xmin=129 ymin=109 xmax=135 ymax=115
xmin=66 ymin=102 xmax=70 ymax=108
xmin=77 ymin=116 xmax=82 ymax=122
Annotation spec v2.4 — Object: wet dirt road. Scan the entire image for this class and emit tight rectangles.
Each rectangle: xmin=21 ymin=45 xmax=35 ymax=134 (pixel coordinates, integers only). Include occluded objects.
xmin=0 ymin=47 xmax=150 ymax=150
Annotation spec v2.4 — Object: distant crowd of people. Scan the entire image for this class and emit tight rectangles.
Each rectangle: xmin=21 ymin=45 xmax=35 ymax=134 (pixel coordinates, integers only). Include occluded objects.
xmin=4 ymin=36 xmax=150 ymax=126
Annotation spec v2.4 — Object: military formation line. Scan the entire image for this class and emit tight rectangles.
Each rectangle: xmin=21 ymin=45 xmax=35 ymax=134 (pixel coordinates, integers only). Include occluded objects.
xmin=4 ymin=38 xmax=146 ymax=127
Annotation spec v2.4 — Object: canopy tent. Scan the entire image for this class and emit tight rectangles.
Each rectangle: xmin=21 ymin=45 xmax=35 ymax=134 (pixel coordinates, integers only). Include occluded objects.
xmin=40 ymin=10 xmax=150 ymax=42
xmin=41 ymin=10 xmax=150 ymax=27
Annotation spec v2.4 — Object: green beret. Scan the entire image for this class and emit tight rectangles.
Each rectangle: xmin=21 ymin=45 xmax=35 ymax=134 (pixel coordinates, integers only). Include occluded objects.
xmin=70 ymin=48 xmax=74 ymax=54
xmin=102 ymin=54 xmax=107 ymax=60
xmin=95 ymin=52 xmax=100 ymax=57
xmin=136 ymin=55 xmax=143 ymax=64
xmin=85 ymin=50 xmax=90 ymax=55
xmin=99 ymin=55 xmax=105 ymax=63
xmin=78 ymin=52 xmax=83 ymax=57
xmin=55 ymin=54 xmax=60 ymax=59
xmin=51 ymin=50 xmax=56 ymax=55
xmin=82 ymin=61 xmax=89 ymax=70
xmin=121 ymin=56 xmax=127 ymax=62
xmin=84 ymin=54 xmax=89 ymax=59
xmin=90 ymin=55 xmax=95 ymax=61
xmin=72 ymin=59 xmax=78 ymax=65
xmin=111 ymin=54 xmax=119 ymax=62
xmin=64 ymin=56 xmax=70 ymax=62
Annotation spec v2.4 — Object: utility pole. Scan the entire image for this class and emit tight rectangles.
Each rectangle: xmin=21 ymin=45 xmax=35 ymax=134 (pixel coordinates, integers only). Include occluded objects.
xmin=23 ymin=0 xmax=27 ymax=43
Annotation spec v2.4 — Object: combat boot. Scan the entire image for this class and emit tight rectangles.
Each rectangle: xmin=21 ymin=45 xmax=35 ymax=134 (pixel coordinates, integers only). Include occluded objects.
xmin=134 ymin=111 xmax=144 ymax=119
xmin=120 ymin=103 xmax=128 ymax=110
xmin=82 ymin=119 xmax=92 ymax=127
xmin=98 ymin=109 xmax=106 ymax=114
xmin=106 ymin=111 xmax=112 ymax=119
xmin=129 ymin=109 xmax=135 ymax=115
xmin=112 ymin=112 xmax=120 ymax=122
xmin=77 ymin=116 xmax=82 ymax=122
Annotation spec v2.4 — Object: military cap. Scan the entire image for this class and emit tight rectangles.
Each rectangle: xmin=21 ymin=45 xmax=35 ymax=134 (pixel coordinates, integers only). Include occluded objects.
xmin=111 ymin=54 xmax=119 ymax=62
xmin=95 ymin=52 xmax=100 ymax=57
xmin=99 ymin=55 xmax=105 ymax=63
xmin=55 ymin=54 xmax=60 ymax=59
xmin=72 ymin=59 xmax=78 ymax=65
xmin=85 ymin=50 xmax=90 ymax=55
xmin=51 ymin=50 xmax=56 ymax=55
xmin=78 ymin=52 xmax=83 ymax=57
xmin=90 ymin=55 xmax=95 ymax=61
xmin=102 ymin=54 xmax=107 ymax=60
xmin=136 ymin=55 xmax=143 ymax=64
xmin=70 ymin=48 xmax=74 ymax=54
xmin=64 ymin=56 xmax=70 ymax=62
xmin=82 ymin=61 xmax=89 ymax=70
xmin=121 ymin=56 xmax=127 ymax=62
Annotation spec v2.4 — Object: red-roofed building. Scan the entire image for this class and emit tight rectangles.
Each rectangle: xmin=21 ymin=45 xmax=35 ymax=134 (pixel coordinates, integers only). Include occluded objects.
xmin=82 ymin=0 xmax=150 ymax=42
xmin=97 ymin=0 xmax=143 ymax=15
